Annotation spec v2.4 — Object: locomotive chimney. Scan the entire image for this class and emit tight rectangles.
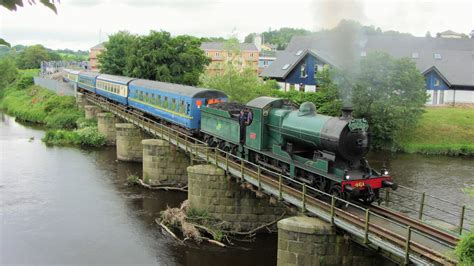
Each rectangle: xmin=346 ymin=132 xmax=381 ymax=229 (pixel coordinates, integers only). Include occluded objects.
xmin=341 ymin=106 xmax=353 ymax=120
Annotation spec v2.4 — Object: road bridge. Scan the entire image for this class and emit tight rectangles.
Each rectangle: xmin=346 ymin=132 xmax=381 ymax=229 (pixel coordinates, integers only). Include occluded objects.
xmin=84 ymin=93 xmax=468 ymax=265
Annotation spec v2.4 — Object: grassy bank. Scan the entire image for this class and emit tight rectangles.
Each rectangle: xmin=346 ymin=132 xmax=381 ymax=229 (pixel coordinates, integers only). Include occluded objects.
xmin=1 ymin=73 xmax=105 ymax=147
xmin=397 ymin=107 xmax=474 ymax=155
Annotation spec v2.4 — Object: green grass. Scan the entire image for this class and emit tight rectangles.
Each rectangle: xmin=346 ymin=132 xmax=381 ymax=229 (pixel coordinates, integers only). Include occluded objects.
xmin=397 ymin=107 xmax=474 ymax=155
xmin=1 ymin=72 xmax=105 ymax=147
xmin=1 ymin=85 xmax=83 ymax=128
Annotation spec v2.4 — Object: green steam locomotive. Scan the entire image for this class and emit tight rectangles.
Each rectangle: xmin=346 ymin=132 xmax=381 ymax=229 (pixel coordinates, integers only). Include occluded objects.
xmin=201 ymin=97 xmax=397 ymax=203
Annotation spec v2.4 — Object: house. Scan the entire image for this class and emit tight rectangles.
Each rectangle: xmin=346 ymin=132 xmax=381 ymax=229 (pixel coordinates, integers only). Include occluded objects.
xmin=200 ymin=42 xmax=259 ymax=75
xmin=261 ymin=35 xmax=474 ymax=105
xmin=258 ymin=50 xmax=278 ymax=75
xmin=89 ymin=42 xmax=105 ymax=71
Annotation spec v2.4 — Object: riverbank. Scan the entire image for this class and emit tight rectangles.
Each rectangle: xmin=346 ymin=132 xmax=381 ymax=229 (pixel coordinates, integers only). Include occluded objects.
xmin=397 ymin=106 xmax=474 ymax=155
xmin=0 ymin=72 xmax=105 ymax=147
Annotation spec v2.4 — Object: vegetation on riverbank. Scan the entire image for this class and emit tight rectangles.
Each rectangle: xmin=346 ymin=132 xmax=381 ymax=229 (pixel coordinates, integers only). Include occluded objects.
xmin=397 ymin=107 xmax=474 ymax=155
xmin=0 ymin=69 xmax=105 ymax=147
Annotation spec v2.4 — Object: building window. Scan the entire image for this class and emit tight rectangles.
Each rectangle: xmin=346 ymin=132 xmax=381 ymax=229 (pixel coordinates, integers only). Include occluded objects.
xmin=216 ymin=52 xmax=220 ymax=57
xmin=434 ymin=79 xmax=440 ymax=86
xmin=434 ymin=53 xmax=442 ymax=60
xmin=360 ymin=51 xmax=367 ymax=57
xmin=250 ymin=53 xmax=253 ymax=58
xmin=412 ymin=52 xmax=419 ymax=59
xmin=300 ymin=63 xmax=307 ymax=78
xmin=264 ymin=60 xmax=268 ymax=66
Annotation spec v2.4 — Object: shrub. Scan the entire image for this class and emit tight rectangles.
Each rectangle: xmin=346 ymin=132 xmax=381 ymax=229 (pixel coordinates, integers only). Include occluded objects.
xmin=456 ymin=231 xmax=474 ymax=265
xmin=42 ymin=126 xmax=106 ymax=147
xmin=17 ymin=75 xmax=34 ymax=90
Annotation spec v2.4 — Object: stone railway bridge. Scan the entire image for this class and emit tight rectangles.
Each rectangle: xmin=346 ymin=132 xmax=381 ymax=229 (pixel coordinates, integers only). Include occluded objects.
xmin=78 ymin=92 xmax=466 ymax=266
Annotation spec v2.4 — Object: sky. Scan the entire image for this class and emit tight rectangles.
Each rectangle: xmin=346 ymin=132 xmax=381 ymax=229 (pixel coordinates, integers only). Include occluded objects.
xmin=0 ymin=0 xmax=473 ymax=51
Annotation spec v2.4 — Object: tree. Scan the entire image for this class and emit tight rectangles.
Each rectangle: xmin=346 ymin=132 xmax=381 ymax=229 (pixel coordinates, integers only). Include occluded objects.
xmin=1 ymin=0 xmax=58 ymax=13
xmin=125 ymin=31 xmax=209 ymax=86
xmin=200 ymin=51 xmax=278 ymax=103
xmin=0 ymin=56 xmax=18 ymax=90
xmin=0 ymin=38 xmax=11 ymax=47
xmin=98 ymin=31 xmax=136 ymax=75
xmin=350 ymin=52 xmax=428 ymax=148
xmin=245 ymin=28 xmax=312 ymax=50
xmin=15 ymin=44 xmax=60 ymax=69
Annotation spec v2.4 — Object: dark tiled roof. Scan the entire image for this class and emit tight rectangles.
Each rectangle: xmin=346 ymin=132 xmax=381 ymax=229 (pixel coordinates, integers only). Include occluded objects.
xmin=266 ymin=34 xmax=474 ymax=86
xmin=200 ymin=42 xmax=259 ymax=51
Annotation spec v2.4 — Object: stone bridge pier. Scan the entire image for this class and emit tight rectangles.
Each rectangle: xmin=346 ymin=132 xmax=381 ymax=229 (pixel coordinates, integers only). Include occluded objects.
xmin=84 ymin=105 xmax=100 ymax=119
xmin=97 ymin=113 xmax=117 ymax=146
xmin=142 ymin=139 xmax=189 ymax=186
xmin=277 ymin=216 xmax=395 ymax=266
xmin=116 ymin=123 xmax=144 ymax=162
xmin=187 ymin=164 xmax=287 ymax=232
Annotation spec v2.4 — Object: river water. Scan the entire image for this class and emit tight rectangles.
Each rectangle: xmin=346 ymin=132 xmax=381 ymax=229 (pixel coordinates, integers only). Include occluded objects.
xmin=0 ymin=113 xmax=276 ymax=265
xmin=1 ymin=113 xmax=472 ymax=264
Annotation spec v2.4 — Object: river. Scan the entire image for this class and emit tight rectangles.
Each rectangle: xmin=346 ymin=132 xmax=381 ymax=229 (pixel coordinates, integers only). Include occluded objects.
xmin=1 ymin=113 xmax=472 ymax=264
xmin=0 ymin=113 xmax=276 ymax=265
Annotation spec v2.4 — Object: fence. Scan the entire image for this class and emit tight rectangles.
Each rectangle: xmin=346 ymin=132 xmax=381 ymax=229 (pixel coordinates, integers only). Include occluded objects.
xmin=33 ymin=77 xmax=76 ymax=97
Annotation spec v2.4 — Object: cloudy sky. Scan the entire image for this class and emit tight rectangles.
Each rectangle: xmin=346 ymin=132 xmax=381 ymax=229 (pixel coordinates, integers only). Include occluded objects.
xmin=1 ymin=0 xmax=473 ymax=51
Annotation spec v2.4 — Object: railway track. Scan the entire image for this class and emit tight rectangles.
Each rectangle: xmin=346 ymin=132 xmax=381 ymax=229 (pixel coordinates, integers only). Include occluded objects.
xmin=85 ymin=93 xmax=459 ymax=265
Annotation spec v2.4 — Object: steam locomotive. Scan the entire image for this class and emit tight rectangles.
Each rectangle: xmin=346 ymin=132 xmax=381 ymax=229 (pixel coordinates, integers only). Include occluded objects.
xmin=66 ymin=69 xmax=397 ymax=204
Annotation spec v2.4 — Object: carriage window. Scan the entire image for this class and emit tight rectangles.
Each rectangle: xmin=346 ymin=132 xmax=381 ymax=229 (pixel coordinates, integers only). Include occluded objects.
xmin=151 ymin=94 xmax=155 ymax=104
xmin=157 ymin=95 xmax=162 ymax=105
xmin=179 ymin=100 xmax=185 ymax=113
xmin=164 ymin=97 xmax=169 ymax=108
xmin=171 ymin=98 xmax=177 ymax=110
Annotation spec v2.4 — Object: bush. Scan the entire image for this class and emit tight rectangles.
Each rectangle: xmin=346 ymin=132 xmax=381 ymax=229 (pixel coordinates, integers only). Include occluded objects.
xmin=17 ymin=75 xmax=34 ymax=90
xmin=42 ymin=126 xmax=106 ymax=147
xmin=456 ymin=231 xmax=474 ymax=265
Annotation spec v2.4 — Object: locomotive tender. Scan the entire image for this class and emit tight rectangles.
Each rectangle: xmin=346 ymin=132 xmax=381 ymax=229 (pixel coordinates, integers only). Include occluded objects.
xmin=67 ymin=69 xmax=397 ymax=204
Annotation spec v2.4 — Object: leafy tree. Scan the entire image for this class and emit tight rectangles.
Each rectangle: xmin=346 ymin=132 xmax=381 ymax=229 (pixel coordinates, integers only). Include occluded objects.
xmin=15 ymin=44 xmax=60 ymax=69
xmin=1 ymin=0 xmax=58 ymax=13
xmin=200 ymin=64 xmax=278 ymax=104
xmin=244 ymin=28 xmax=312 ymax=50
xmin=98 ymin=31 xmax=136 ymax=75
xmin=0 ymin=38 xmax=11 ymax=47
xmin=125 ymin=31 xmax=209 ymax=86
xmin=350 ymin=52 xmax=428 ymax=148
xmin=0 ymin=56 xmax=18 ymax=90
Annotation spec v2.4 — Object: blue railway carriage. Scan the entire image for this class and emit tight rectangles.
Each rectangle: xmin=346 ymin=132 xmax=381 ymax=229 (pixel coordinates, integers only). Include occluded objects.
xmin=128 ymin=79 xmax=228 ymax=130
xmin=96 ymin=74 xmax=135 ymax=105
xmin=63 ymin=69 xmax=80 ymax=83
xmin=77 ymin=71 xmax=100 ymax=93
